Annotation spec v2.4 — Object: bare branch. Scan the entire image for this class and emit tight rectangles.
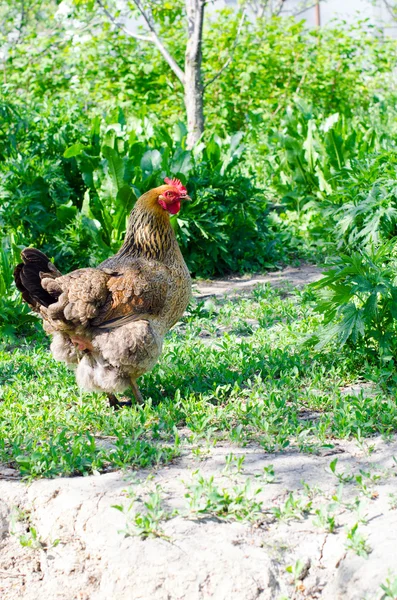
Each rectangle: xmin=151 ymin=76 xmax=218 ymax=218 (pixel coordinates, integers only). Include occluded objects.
xmin=382 ymin=0 xmax=397 ymax=19
xmin=292 ymin=2 xmax=319 ymax=17
xmin=96 ymin=0 xmax=152 ymax=42
xmin=14 ymin=0 xmax=26 ymax=45
xmin=204 ymin=8 xmax=246 ymax=90
xmin=244 ymin=0 xmax=285 ymax=18
xmin=274 ymin=0 xmax=287 ymax=16
xmin=131 ymin=0 xmax=185 ymax=84
xmin=35 ymin=18 xmax=101 ymax=58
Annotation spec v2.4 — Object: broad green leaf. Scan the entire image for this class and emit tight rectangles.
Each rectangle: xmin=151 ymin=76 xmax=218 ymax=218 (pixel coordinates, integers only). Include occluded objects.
xmin=63 ymin=143 xmax=84 ymax=158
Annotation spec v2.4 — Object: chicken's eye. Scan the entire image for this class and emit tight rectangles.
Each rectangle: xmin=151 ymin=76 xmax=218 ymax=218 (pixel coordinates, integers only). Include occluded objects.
xmin=165 ymin=191 xmax=173 ymax=199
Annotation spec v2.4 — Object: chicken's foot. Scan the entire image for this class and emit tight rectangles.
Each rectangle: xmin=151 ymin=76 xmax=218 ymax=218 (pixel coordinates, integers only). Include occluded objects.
xmin=130 ymin=379 xmax=144 ymax=405
xmin=107 ymin=381 xmax=143 ymax=410
xmin=107 ymin=394 xmax=133 ymax=410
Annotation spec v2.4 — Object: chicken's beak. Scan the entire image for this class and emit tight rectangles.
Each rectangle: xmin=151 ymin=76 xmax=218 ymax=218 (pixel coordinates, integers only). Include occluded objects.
xmin=181 ymin=195 xmax=192 ymax=202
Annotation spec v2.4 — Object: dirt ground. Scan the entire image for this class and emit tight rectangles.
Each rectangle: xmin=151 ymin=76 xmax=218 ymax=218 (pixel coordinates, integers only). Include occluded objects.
xmin=1 ymin=264 xmax=397 ymax=600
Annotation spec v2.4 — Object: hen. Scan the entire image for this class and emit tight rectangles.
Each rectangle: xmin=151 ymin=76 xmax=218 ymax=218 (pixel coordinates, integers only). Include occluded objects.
xmin=14 ymin=178 xmax=192 ymax=408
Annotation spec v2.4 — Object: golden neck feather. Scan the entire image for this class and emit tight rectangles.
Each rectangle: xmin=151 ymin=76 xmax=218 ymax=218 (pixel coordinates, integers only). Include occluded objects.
xmin=118 ymin=199 xmax=176 ymax=262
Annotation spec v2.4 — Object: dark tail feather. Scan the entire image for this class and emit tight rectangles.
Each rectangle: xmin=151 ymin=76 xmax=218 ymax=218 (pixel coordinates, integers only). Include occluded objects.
xmin=14 ymin=248 xmax=62 ymax=309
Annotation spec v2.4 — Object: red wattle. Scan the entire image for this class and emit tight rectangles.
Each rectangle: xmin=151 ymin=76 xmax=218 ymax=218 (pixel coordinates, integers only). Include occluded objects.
xmin=158 ymin=199 xmax=181 ymax=214
xmin=167 ymin=201 xmax=181 ymax=215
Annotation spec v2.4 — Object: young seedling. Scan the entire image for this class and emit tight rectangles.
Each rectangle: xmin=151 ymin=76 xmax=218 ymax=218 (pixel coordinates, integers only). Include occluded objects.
xmin=271 ymin=492 xmax=312 ymax=522
xmin=354 ymin=474 xmax=374 ymax=499
xmin=185 ymin=471 xmax=263 ymax=522
xmin=191 ymin=445 xmax=212 ymax=461
xmin=388 ymin=493 xmax=397 ymax=510
xmin=255 ymin=464 xmax=276 ymax=484
xmin=286 ymin=558 xmax=311 ymax=588
xmin=329 ymin=458 xmax=354 ymax=483
xmin=18 ymin=526 xmax=44 ymax=550
xmin=345 ymin=523 xmax=371 ymax=558
xmin=302 ymin=480 xmax=322 ymax=500
xmin=223 ymin=452 xmax=245 ymax=475
xmin=344 ymin=497 xmax=369 ymax=524
xmin=312 ymin=504 xmax=337 ymax=533
xmin=113 ymin=484 xmax=174 ymax=540
xmin=9 ymin=507 xmax=58 ymax=550
xmin=380 ymin=574 xmax=397 ymax=599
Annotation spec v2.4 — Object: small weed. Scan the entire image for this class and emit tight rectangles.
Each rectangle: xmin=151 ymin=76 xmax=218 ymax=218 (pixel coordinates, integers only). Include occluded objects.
xmin=18 ymin=526 xmax=44 ymax=550
xmin=312 ymin=505 xmax=337 ymax=533
xmin=191 ymin=445 xmax=212 ymax=461
xmin=255 ymin=464 xmax=276 ymax=484
xmin=329 ymin=458 xmax=354 ymax=483
xmin=113 ymin=484 xmax=174 ymax=540
xmin=354 ymin=474 xmax=374 ymax=498
xmin=330 ymin=483 xmax=345 ymax=506
xmin=380 ymin=574 xmax=397 ymax=599
xmin=344 ymin=497 xmax=369 ymax=524
xmin=185 ymin=471 xmax=263 ymax=522
xmin=302 ymin=481 xmax=322 ymax=499
xmin=223 ymin=453 xmax=245 ymax=475
xmin=388 ymin=494 xmax=397 ymax=510
xmin=9 ymin=506 xmax=58 ymax=550
xmin=271 ymin=492 xmax=312 ymax=522
xmin=345 ymin=523 xmax=371 ymax=558
xmin=286 ymin=558 xmax=310 ymax=587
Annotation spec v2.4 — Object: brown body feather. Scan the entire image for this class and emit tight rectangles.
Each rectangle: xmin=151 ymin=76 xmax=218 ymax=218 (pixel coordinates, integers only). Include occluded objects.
xmin=14 ymin=185 xmax=192 ymax=396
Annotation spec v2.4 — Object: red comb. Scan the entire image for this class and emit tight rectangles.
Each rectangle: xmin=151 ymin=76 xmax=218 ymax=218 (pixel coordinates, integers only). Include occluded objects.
xmin=164 ymin=177 xmax=187 ymax=195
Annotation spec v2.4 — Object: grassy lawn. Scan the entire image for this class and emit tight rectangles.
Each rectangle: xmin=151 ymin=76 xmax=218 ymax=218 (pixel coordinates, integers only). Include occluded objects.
xmin=1 ymin=282 xmax=397 ymax=479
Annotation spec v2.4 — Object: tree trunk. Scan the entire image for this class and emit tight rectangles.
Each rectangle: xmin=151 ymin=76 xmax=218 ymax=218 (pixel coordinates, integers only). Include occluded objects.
xmin=184 ymin=0 xmax=205 ymax=149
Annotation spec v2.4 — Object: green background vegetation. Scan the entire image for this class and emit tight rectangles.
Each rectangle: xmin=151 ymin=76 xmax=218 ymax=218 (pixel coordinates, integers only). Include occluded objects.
xmin=2 ymin=1 xmax=397 ymax=477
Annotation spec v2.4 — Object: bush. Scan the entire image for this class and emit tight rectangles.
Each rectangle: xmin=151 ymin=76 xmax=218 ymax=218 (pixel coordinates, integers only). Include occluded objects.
xmin=308 ymin=243 xmax=397 ymax=362
xmin=0 ymin=98 xmax=88 ymax=269
xmin=0 ymin=234 xmax=38 ymax=339
xmin=65 ymin=118 xmax=276 ymax=276
xmin=328 ymin=151 xmax=397 ymax=250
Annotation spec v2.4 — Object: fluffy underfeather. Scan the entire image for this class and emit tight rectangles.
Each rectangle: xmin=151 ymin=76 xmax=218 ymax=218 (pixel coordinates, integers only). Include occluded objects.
xmin=76 ymin=355 xmax=131 ymax=393
xmin=50 ymin=332 xmax=78 ymax=365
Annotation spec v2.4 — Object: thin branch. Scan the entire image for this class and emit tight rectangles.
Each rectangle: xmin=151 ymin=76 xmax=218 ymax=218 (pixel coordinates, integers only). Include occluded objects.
xmin=204 ymin=8 xmax=246 ymax=89
xmin=275 ymin=0 xmax=287 ymax=16
xmin=14 ymin=0 xmax=26 ymax=46
xmin=383 ymin=0 xmax=397 ymax=19
xmin=244 ymin=0 xmax=285 ymax=18
xmin=34 ymin=17 xmax=100 ymax=57
xmin=131 ymin=0 xmax=185 ymax=84
xmin=96 ymin=0 xmax=152 ymax=42
xmin=292 ymin=2 xmax=318 ymax=18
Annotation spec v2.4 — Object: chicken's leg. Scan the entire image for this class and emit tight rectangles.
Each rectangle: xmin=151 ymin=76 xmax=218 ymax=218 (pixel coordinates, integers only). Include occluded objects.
xmin=130 ymin=379 xmax=144 ymax=405
xmin=107 ymin=380 xmax=143 ymax=410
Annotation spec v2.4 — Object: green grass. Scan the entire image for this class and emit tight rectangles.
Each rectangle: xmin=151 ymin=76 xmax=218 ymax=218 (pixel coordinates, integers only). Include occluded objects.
xmin=1 ymin=283 xmax=397 ymax=479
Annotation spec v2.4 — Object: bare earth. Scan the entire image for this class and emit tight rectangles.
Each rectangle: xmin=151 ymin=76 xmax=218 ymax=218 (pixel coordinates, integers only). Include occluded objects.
xmin=1 ymin=264 xmax=397 ymax=600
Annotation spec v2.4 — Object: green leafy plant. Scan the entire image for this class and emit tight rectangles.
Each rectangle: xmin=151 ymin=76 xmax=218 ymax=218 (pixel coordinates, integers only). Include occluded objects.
xmin=0 ymin=234 xmax=38 ymax=339
xmin=185 ymin=471 xmax=263 ymax=522
xmin=328 ymin=458 xmax=354 ymax=484
xmin=286 ymin=559 xmax=310 ymax=587
xmin=380 ymin=574 xmax=397 ymax=599
xmin=255 ymin=464 xmax=276 ymax=484
xmin=308 ymin=244 xmax=397 ymax=361
xmin=312 ymin=505 xmax=337 ymax=533
xmin=65 ymin=118 xmax=274 ymax=276
xmin=113 ymin=484 xmax=174 ymax=540
xmin=271 ymin=492 xmax=312 ymax=522
xmin=330 ymin=151 xmax=397 ymax=250
xmin=223 ymin=452 xmax=245 ymax=475
xmin=345 ymin=522 xmax=371 ymax=558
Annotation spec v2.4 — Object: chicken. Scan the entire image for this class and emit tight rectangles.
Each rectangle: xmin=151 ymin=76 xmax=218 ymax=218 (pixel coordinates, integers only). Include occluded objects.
xmin=14 ymin=178 xmax=192 ymax=408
